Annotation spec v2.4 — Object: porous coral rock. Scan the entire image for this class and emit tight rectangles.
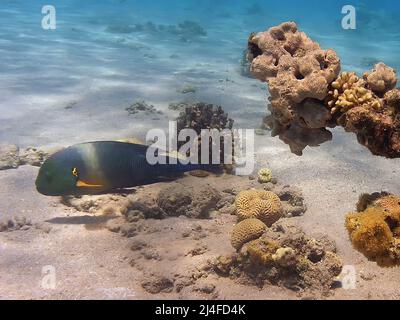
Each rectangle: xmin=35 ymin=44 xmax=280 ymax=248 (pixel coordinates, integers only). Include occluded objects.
xmin=230 ymin=218 xmax=267 ymax=250
xmin=235 ymin=189 xmax=283 ymax=226
xmin=248 ymin=21 xmax=340 ymax=128
xmin=346 ymin=193 xmax=400 ymax=267
xmin=363 ymin=62 xmax=397 ymax=94
xmin=250 ymin=22 xmax=400 ymax=158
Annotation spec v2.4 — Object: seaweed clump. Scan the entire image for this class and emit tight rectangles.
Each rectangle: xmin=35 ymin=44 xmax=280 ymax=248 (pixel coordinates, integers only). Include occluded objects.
xmin=346 ymin=192 xmax=400 ymax=267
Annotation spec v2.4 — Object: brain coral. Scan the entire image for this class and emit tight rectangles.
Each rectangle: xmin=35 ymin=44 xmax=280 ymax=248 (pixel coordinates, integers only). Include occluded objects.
xmin=230 ymin=218 xmax=267 ymax=250
xmin=235 ymin=189 xmax=283 ymax=226
xmin=346 ymin=193 xmax=400 ymax=267
xmin=247 ymin=21 xmax=340 ymax=128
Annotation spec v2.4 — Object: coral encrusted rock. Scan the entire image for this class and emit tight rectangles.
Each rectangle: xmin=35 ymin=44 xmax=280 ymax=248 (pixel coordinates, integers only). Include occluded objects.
xmin=249 ymin=21 xmax=400 ymax=158
xmin=346 ymin=193 xmax=400 ymax=267
xmin=247 ymin=21 xmax=340 ymax=128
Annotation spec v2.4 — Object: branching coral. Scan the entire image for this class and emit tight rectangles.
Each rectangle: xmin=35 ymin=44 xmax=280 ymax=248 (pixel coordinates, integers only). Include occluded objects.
xmin=230 ymin=218 xmax=267 ymax=250
xmin=326 ymin=72 xmax=382 ymax=118
xmin=346 ymin=193 xmax=400 ymax=267
xmin=235 ymin=189 xmax=283 ymax=226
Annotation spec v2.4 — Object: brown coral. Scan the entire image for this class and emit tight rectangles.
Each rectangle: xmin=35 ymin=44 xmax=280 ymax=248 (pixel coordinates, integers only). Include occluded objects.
xmin=346 ymin=193 xmax=400 ymax=267
xmin=248 ymin=21 xmax=340 ymax=128
xmin=230 ymin=218 xmax=267 ymax=250
xmin=363 ymin=62 xmax=397 ymax=94
xmin=249 ymin=22 xmax=400 ymax=158
xmin=324 ymin=64 xmax=400 ymax=157
xmin=235 ymin=189 xmax=283 ymax=226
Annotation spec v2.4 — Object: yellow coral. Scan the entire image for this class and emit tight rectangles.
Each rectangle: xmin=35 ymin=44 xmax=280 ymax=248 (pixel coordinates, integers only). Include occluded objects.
xmin=244 ymin=237 xmax=281 ymax=265
xmin=230 ymin=218 xmax=266 ymax=250
xmin=374 ymin=195 xmax=400 ymax=217
xmin=235 ymin=189 xmax=283 ymax=226
xmin=326 ymin=72 xmax=382 ymax=115
xmin=346 ymin=193 xmax=400 ymax=267
xmin=257 ymin=168 xmax=272 ymax=183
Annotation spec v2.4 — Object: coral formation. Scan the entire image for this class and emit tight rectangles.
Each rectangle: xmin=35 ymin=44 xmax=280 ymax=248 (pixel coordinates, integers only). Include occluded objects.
xmin=364 ymin=62 xmax=397 ymax=94
xmin=213 ymin=221 xmax=342 ymax=295
xmin=248 ymin=22 xmax=400 ymax=158
xmin=247 ymin=21 xmax=340 ymax=127
xmin=346 ymin=193 xmax=400 ymax=267
xmin=230 ymin=218 xmax=267 ymax=250
xmin=176 ymin=103 xmax=234 ymax=165
xmin=274 ymin=185 xmax=307 ymax=217
xmin=235 ymin=189 xmax=283 ymax=226
xmin=257 ymin=168 xmax=272 ymax=183
xmin=325 ymin=67 xmax=400 ymax=158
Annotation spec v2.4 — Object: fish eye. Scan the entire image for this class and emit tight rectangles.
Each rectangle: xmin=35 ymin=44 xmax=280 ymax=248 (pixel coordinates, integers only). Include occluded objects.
xmin=72 ymin=167 xmax=79 ymax=177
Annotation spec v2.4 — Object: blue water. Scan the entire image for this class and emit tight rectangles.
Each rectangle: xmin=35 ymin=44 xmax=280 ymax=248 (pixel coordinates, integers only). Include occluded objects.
xmin=0 ymin=0 xmax=399 ymax=147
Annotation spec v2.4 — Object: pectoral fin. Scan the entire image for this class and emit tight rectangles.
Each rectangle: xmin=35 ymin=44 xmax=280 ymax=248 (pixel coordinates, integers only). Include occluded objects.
xmin=76 ymin=180 xmax=104 ymax=188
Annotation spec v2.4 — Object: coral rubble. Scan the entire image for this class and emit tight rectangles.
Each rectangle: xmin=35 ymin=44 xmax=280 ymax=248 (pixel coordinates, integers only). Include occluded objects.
xmin=0 ymin=144 xmax=59 ymax=170
xmin=346 ymin=192 xmax=400 ymax=267
xmin=248 ymin=21 xmax=400 ymax=158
